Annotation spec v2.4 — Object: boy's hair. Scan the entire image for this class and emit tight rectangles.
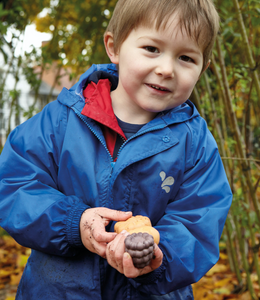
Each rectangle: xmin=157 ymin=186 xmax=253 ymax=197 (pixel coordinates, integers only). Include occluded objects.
xmin=106 ymin=0 xmax=220 ymax=71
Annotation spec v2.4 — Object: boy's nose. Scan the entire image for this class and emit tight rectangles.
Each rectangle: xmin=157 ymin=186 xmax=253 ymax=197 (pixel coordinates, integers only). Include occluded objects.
xmin=155 ymin=59 xmax=175 ymax=78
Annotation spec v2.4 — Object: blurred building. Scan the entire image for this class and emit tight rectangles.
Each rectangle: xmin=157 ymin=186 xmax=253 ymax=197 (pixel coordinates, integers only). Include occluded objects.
xmin=0 ymin=50 xmax=75 ymax=148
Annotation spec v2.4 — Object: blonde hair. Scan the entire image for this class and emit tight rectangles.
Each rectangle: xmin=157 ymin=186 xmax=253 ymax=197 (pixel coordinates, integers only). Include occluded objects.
xmin=106 ymin=0 xmax=220 ymax=70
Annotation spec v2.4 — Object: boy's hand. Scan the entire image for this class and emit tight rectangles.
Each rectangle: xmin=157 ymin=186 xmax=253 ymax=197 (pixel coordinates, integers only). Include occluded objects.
xmin=106 ymin=231 xmax=163 ymax=278
xmin=80 ymin=208 xmax=132 ymax=258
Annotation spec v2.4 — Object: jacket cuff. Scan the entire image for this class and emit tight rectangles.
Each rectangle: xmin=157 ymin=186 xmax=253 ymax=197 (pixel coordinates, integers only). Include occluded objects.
xmin=66 ymin=201 xmax=90 ymax=247
xmin=131 ymin=252 xmax=167 ymax=284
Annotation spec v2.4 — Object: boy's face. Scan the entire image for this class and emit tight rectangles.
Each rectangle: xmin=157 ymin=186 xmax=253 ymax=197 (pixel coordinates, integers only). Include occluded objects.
xmin=105 ymin=15 xmax=205 ymax=123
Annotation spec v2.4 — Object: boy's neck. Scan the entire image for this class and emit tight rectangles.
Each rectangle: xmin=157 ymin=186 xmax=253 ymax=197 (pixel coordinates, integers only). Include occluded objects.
xmin=110 ymin=89 xmax=157 ymax=124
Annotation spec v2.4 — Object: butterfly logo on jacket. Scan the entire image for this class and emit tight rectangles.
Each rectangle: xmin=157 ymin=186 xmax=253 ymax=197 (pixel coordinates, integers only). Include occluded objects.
xmin=159 ymin=171 xmax=174 ymax=193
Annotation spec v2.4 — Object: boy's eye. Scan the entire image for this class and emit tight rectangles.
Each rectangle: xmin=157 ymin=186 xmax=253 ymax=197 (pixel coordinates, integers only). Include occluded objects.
xmin=144 ymin=46 xmax=159 ymax=53
xmin=179 ymin=55 xmax=194 ymax=63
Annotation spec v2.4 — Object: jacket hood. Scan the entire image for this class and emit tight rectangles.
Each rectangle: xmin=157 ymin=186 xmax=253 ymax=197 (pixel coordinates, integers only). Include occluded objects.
xmin=69 ymin=64 xmax=118 ymax=99
xmin=58 ymin=63 xmax=200 ymax=126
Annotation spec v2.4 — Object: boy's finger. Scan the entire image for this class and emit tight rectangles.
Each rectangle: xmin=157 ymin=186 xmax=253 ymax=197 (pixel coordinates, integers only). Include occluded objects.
xmin=93 ymin=242 xmax=107 ymax=259
xmin=93 ymin=231 xmax=118 ymax=243
xmin=122 ymin=252 xmax=140 ymax=278
xmin=150 ymin=244 xmax=163 ymax=269
xmin=99 ymin=208 xmax=132 ymax=221
xmin=106 ymin=232 xmax=127 ymax=272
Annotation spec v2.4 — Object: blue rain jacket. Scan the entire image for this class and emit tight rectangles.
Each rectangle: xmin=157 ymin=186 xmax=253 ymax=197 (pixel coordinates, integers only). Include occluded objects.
xmin=0 ymin=64 xmax=232 ymax=300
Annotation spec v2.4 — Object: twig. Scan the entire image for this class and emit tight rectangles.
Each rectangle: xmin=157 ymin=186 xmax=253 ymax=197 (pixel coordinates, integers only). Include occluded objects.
xmin=221 ymin=157 xmax=260 ymax=164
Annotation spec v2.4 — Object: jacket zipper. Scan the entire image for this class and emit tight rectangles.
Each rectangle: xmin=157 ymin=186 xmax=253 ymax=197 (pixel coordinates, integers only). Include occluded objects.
xmin=72 ymin=107 xmax=115 ymax=171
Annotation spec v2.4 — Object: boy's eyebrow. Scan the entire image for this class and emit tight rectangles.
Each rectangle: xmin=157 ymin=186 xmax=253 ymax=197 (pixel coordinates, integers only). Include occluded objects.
xmin=138 ymin=36 xmax=202 ymax=55
xmin=179 ymin=46 xmax=203 ymax=55
xmin=137 ymin=36 xmax=162 ymax=43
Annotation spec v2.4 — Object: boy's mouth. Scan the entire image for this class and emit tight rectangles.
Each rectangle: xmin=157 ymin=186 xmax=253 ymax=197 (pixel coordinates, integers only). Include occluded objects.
xmin=146 ymin=84 xmax=171 ymax=92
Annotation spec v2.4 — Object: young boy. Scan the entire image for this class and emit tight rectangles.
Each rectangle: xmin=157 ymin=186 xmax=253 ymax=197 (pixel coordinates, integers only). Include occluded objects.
xmin=0 ymin=0 xmax=232 ymax=299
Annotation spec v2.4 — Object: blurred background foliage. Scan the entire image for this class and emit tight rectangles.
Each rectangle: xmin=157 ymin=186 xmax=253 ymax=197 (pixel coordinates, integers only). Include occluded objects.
xmin=0 ymin=0 xmax=260 ymax=299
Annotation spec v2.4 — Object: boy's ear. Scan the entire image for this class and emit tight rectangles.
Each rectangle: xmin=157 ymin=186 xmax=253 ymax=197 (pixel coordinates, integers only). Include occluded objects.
xmin=202 ymin=60 xmax=211 ymax=74
xmin=104 ymin=32 xmax=119 ymax=64
xmin=199 ymin=60 xmax=211 ymax=78
xmin=205 ymin=60 xmax=211 ymax=71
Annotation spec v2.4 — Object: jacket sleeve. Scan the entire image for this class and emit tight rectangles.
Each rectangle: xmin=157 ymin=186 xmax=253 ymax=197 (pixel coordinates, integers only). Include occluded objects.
xmin=130 ymin=120 xmax=232 ymax=294
xmin=0 ymin=100 xmax=89 ymax=257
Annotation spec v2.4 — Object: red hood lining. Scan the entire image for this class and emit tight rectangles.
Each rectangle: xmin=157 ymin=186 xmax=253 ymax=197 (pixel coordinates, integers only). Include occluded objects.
xmin=81 ymin=79 xmax=126 ymax=159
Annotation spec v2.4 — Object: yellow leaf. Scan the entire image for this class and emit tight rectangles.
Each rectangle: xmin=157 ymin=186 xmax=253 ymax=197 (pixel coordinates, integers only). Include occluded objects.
xmin=219 ymin=253 xmax=228 ymax=260
xmin=2 ymin=236 xmax=18 ymax=248
xmin=213 ymin=287 xmax=231 ymax=295
xmin=214 ymin=278 xmax=232 ymax=288
xmin=206 ymin=264 xmax=228 ymax=276
xmin=240 ymin=291 xmax=252 ymax=300
xmin=25 ymin=248 xmax=31 ymax=256
xmin=219 ymin=242 xmax=226 ymax=249
xmin=193 ymin=287 xmax=209 ymax=299
xmin=10 ymin=272 xmax=22 ymax=285
xmin=250 ymin=273 xmax=258 ymax=282
xmin=0 ymin=248 xmax=8 ymax=258
xmin=0 ymin=269 xmax=13 ymax=278
xmin=5 ymin=297 xmax=16 ymax=300
xmin=17 ymin=254 xmax=29 ymax=268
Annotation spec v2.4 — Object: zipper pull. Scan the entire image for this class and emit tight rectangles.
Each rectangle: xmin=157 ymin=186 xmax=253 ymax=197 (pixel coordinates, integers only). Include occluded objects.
xmin=109 ymin=161 xmax=116 ymax=179
xmin=111 ymin=161 xmax=116 ymax=169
